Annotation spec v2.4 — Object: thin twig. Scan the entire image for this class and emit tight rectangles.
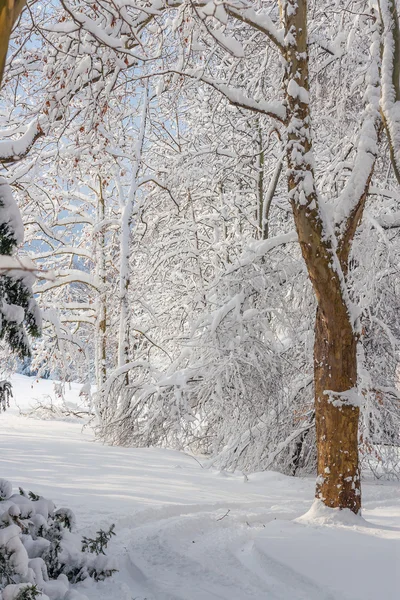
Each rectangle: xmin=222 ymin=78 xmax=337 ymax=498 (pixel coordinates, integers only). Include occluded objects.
xmin=216 ymin=509 xmax=230 ymax=521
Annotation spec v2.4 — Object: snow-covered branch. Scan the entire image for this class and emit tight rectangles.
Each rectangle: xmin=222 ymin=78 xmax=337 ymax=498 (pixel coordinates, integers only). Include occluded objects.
xmin=151 ymin=69 xmax=286 ymax=122
xmin=0 ymin=256 xmax=54 ymax=281
xmin=0 ymin=120 xmax=44 ymax=163
xmin=334 ymin=24 xmax=381 ymax=264
xmin=222 ymin=2 xmax=285 ymax=52
xmin=35 ymin=270 xmax=100 ymax=293
xmin=378 ymin=0 xmax=400 ymax=185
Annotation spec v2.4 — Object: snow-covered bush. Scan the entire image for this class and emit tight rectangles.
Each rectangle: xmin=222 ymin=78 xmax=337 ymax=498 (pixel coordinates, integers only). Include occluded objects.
xmin=0 ymin=480 xmax=117 ymax=600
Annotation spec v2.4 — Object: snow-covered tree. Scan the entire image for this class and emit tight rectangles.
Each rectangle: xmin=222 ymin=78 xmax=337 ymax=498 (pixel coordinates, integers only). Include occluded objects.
xmin=0 ymin=1 xmax=41 ymax=360
xmin=3 ymin=0 xmax=400 ymax=515
xmin=67 ymin=0 xmax=400 ymax=513
xmin=0 ymin=179 xmax=41 ymax=357
xmin=0 ymin=478 xmax=116 ymax=600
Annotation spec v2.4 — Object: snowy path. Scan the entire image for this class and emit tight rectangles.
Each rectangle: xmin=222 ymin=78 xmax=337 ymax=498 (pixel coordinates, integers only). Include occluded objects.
xmin=0 ymin=375 xmax=399 ymax=599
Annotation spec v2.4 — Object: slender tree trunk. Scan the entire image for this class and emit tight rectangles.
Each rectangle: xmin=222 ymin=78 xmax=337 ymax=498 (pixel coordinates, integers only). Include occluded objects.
xmin=262 ymin=156 xmax=283 ymax=241
xmin=96 ymin=177 xmax=107 ymax=409
xmin=117 ymin=84 xmax=148 ymax=373
xmin=256 ymin=122 xmax=265 ymax=239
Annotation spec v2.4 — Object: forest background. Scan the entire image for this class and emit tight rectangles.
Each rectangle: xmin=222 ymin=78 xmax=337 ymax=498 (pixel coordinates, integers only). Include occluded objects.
xmin=0 ymin=0 xmax=400 ymax=516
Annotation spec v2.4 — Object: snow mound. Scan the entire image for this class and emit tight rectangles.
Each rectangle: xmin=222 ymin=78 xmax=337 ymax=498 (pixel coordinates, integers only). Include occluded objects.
xmin=296 ymin=499 xmax=366 ymax=526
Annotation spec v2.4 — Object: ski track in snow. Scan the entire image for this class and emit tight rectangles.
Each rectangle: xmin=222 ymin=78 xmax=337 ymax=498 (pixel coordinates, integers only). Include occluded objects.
xmin=0 ymin=375 xmax=399 ymax=600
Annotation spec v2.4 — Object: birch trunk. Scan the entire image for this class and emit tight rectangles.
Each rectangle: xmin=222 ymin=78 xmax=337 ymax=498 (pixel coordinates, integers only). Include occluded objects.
xmin=95 ymin=178 xmax=107 ymax=410
xmin=117 ymin=86 xmax=148 ymax=372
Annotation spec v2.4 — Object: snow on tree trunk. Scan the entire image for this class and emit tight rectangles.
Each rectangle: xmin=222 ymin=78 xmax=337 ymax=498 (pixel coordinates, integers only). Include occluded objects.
xmin=95 ymin=178 xmax=107 ymax=411
xmin=281 ymin=0 xmax=380 ymax=513
xmin=117 ymin=86 xmax=148 ymax=371
xmin=378 ymin=0 xmax=400 ymax=185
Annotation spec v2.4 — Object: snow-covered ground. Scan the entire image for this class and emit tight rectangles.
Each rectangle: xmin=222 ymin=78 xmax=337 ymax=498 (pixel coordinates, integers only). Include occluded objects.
xmin=1 ymin=374 xmax=399 ymax=599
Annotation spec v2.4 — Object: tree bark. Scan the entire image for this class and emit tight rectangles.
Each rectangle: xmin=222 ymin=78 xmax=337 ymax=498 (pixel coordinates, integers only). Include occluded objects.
xmin=282 ymin=0 xmax=362 ymax=512
xmin=378 ymin=0 xmax=400 ymax=185
xmin=0 ymin=0 xmax=26 ymax=88
xmin=313 ymin=307 xmax=360 ymax=511
xmin=117 ymin=84 xmax=148 ymax=380
xmin=96 ymin=177 xmax=107 ymax=411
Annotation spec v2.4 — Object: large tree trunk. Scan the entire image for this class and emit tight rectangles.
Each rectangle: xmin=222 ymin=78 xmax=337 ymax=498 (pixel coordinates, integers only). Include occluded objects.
xmin=0 ymin=1 xmax=26 ymax=88
xmin=282 ymin=0 xmax=364 ymax=513
xmin=292 ymin=197 xmax=362 ymax=512
xmin=314 ymin=307 xmax=360 ymax=512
